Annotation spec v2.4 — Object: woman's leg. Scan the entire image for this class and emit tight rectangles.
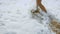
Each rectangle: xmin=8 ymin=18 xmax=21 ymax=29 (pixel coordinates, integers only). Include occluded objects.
xmin=31 ymin=0 xmax=47 ymax=13
xmin=39 ymin=3 xmax=47 ymax=13
xmin=37 ymin=0 xmax=47 ymax=13
xmin=32 ymin=0 xmax=42 ymax=13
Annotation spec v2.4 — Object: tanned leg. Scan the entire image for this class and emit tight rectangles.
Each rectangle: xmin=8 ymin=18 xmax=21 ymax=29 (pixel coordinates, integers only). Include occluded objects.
xmin=37 ymin=0 xmax=47 ymax=13
xmin=31 ymin=0 xmax=47 ymax=13
xmin=39 ymin=3 xmax=47 ymax=13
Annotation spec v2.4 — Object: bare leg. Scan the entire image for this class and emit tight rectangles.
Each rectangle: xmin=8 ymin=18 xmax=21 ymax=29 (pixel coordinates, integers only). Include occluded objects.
xmin=39 ymin=3 xmax=47 ymax=13
xmin=31 ymin=0 xmax=40 ymax=14
xmin=37 ymin=0 xmax=47 ymax=13
xmin=31 ymin=0 xmax=47 ymax=13
xmin=31 ymin=0 xmax=41 ymax=14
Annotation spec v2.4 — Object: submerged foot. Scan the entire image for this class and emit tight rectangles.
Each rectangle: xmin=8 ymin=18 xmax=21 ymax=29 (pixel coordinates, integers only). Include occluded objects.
xmin=31 ymin=9 xmax=40 ymax=14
